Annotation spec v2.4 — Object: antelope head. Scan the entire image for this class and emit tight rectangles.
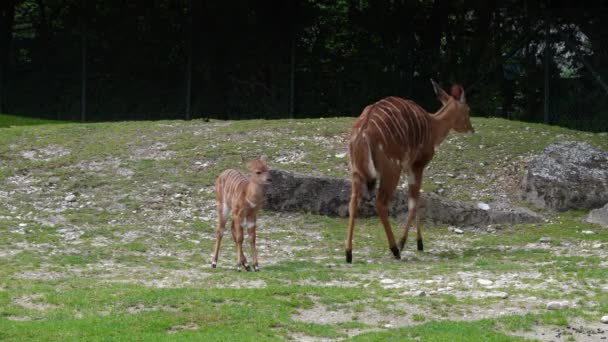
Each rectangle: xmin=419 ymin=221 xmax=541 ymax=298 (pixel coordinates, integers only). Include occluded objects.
xmin=247 ymin=156 xmax=271 ymax=185
xmin=431 ymin=79 xmax=474 ymax=134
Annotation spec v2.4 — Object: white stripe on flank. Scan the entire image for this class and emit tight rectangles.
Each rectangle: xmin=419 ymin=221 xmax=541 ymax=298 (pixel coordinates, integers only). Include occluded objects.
xmin=369 ymin=118 xmax=388 ymax=145
xmin=380 ymin=106 xmax=407 ymax=143
xmin=366 ymin=138 xmax=377 ymax=179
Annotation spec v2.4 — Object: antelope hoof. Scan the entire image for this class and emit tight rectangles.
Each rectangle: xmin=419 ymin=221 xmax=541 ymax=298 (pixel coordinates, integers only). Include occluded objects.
xmin=253 ymin=263 xmax=259 ymax=272
xmin=243 ymin=263 xmax=251 ymax=272
xmin=211 ymin=262 xmax=217 ymax=269
xmin=390 ymin=246 xmax=401 ymax=259
xmin=417 ymin=240 xmax=424 ymax=251
xmin=346 ymin=250 xmax=353 ymax=264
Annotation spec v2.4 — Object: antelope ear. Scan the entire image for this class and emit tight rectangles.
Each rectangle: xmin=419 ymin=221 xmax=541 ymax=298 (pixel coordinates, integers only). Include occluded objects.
xmin=259 ymin=155 xmax=267 ymax=162
xmin=451 ymin=84 xmax=466 ymax=103
xmin=431 ymin=79 xmax=450 ymax=105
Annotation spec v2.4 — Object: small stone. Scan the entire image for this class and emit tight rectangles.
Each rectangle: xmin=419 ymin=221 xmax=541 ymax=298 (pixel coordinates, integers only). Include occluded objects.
xmin=335 ymin=152 xmax=347 ymax=158
xmin=384 ymin=323 xmax=393 ymax=328
xmin=65 ymin=194 xmax=77 ymax=202
xmin=413 ymin=290 xmax=426 ymax=297
xmin=601 ymin=315 xmax=608 ymax=324
xmin=546 ymin=301 xmax=569 ymax=310
xmin=581 ymin=230 xmax=595 ymax=235
xmin=477 ymin=202 xmax=490 ymax=210
xmin=477 ymin=279 xmax=493 ymax=286
xmin=539 ymin=237 xmax=551 ymax=243
xmin=380 ymin=279 xmax=396 ymax=285
xmin=454 ymin=228 xmax=464 ymax=234
xmin=18 ymin=223 xmax=27 ymax=227
xmin=149 ymin=203 xmax=163 ymax=210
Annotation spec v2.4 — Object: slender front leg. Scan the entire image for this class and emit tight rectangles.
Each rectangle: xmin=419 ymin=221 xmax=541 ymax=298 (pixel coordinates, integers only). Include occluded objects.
xmin=248 ymin=219 xmax=259 ymax=271
xmin=345 ymin=174 xmax=362 ymax=263
xmin=399 ymin=167 xmax=423 ymax=251
xmin=376 ymin=173 xmax=401 ymax=260
xmin=211 ymin=203 xmax=225 ymax=268
xmin=232 ymin=215 xmax=250 ymax=271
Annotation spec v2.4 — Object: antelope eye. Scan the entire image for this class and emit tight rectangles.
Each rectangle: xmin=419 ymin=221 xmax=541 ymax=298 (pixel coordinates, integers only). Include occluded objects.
xmin=256 ymin=171 xmax=262 ymax=175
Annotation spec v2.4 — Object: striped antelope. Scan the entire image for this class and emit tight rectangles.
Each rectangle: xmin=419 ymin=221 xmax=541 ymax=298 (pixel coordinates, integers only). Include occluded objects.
xmin=211 ymin=157 xmax=271 ymax=271
xmin=345 ymin=80 xmax=474 ymax=263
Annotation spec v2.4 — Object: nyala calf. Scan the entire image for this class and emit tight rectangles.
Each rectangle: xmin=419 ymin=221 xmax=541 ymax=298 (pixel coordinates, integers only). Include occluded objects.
xmin=211 ymin=156 xmax=271 ymax=271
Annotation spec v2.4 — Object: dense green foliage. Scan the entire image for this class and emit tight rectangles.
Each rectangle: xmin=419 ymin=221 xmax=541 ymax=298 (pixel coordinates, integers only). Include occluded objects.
xmin=1 ymin=1 xmax=607 ymax=130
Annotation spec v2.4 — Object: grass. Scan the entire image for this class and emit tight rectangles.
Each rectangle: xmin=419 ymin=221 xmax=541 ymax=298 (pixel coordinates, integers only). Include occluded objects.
xmin=0 ymin=114 xmax=64 ymax=128
xmin=0 ymin=114 xmax=607 ymax=340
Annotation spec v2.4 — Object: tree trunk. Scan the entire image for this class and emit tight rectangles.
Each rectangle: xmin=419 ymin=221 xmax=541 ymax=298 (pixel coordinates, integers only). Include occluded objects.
xmin=0 ymin=0 xmax=16 ymax=114
xmin=543 ymin=26 xmax=550 ymax=125
xmin=185 ymin=0 xmax=193 ymax=120
xmin=81 ymin=0 xmax=87 ymax=122
xmin=288 ymin=0 xmax=299 ymax=118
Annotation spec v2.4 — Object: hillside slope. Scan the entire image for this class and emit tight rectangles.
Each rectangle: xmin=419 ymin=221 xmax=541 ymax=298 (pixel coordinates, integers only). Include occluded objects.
xmin=0 ymin=117 xmax=606 ymax=341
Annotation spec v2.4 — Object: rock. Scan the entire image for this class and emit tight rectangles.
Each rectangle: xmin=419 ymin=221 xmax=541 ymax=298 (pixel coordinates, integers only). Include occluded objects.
xmin=380 ymin=279 xmax=396 ymax=285
xmin=453 ymin=228 xmax=464 ymax=234
xmin=581 ymin=230 xmax=595 ymax=235
xmin=497 ymin=292 xmax=509 ymax=299
xmin=585 ymin=203 xmax=608 ymax=228
xmin=477 ymin=279 xmax=493 ymax=286
xmin=413 ymin=290 xmax=426 ymax=297
xmin=47 ymin=176 xmax=60 ymax=185
xmin=477 ymin=202 xmax=490 ymax=210
xmin=539 ymin=237 xmax=551 ymax=243
xmin=265 ymin=169 xmax=544 ymax=226
xmin=522 ymin=142 xmax=608 ymax=211
xmin=65 ymin=194 xmax=77 ymax=202
xmin=546 ymin=301 xmax=569 ymax=310
xmin=601 ymin=315 xmax=608 ymax=324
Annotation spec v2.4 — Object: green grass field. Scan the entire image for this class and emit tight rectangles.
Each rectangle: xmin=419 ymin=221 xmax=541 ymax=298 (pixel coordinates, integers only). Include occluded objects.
xmin=0 ymin=114 xmax=606 ymax=341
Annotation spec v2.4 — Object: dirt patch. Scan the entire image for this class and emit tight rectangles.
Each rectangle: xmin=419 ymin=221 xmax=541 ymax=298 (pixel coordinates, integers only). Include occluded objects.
xmin=76 ymin=158 xmax=134 ymax=178
xmin=21 ymin=145 xmax=70 ymax=161
xmin=505 ymin=317 xmax=608 ymax=342
xmin=292 ymin=298 xmax=538 ymax=339
xmin=6 ymin=316 xmax=35 ymax=321
xmin=167 ymin=322 xmax=199 ymax=334
xmin=126 ymin=304 xmax=179 ymax=314
xmin=14 ymin=270 xmax=69 ymax=281
xmin=226 ymin=279 xmax=267 ymax=289
xmin=129 ymin=142 xmax=175 ymax=160
xmin=13 ymin=294 xmax=60 ymax=311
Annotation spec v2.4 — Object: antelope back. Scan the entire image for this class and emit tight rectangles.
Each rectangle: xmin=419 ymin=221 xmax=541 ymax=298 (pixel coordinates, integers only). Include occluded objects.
xmin=353 ymin=96 xmax=433 ymax=164
xmin=215 ymin=169 xmax=248 ymax=204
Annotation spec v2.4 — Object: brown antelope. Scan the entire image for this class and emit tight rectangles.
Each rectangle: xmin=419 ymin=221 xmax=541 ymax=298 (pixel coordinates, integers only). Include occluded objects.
xmin=345 ymin=79 xmax=474 ymax=263
xmin=211 ymin=157 xmax=271 ymax=271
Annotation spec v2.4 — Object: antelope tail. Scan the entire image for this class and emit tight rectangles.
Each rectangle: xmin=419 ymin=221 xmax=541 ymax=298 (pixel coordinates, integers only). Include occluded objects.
xmin=349 ymin=126 xmax=378 ymax=193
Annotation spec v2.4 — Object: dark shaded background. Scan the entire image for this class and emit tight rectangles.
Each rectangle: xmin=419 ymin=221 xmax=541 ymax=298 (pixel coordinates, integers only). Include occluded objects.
xmin=1 ymin=1 xmax=607 ymax=131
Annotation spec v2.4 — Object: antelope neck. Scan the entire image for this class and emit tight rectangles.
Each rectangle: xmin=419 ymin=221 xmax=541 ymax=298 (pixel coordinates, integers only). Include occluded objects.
xmin=430 ymin=102 xmax=457 ymax=146
xmin=245 ymin=182 xmax=264 ymax=207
